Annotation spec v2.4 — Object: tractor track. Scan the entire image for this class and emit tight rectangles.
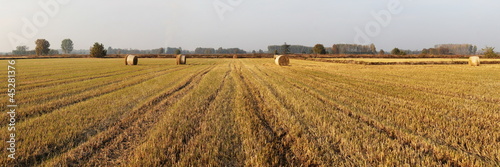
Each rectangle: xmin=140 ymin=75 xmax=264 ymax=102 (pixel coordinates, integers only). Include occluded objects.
xmin=42 ymin=66 xmax=215 ymax=166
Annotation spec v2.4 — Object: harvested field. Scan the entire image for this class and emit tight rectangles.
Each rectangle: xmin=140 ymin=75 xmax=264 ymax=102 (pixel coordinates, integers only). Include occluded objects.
xmin=0 ymin=58 xmax=499 ymax=166
xmin=310 ymin=58 xmax=500 ymax=65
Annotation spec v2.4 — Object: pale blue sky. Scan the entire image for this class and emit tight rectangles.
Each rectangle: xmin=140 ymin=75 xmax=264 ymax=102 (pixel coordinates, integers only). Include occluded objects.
xmin=1 ymin=0 xmax=499 ymax=52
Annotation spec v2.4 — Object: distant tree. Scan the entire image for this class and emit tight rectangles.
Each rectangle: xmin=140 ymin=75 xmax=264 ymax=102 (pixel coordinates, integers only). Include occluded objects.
xmin=252 ymin=50 xmax=256 ymax=54
xmin=331 ymin=45 xmax=339 ymax=54
xmin=258 ymin=49 xmax=264 ymax=54
xmin=421 ymin=48 xmax=429 ymax=55
xmin=61 ymin=39 xmax=74 ymax=54
xmin=90 ymin=42 xmax=107 ymax=58
xmin=13 ymin=45 xmax=29 ymax=55
xmin=216 ymin=47 xmax=223 ymax=54
xmin=429 ymin=48 xmax=439 ymax=55
xmin=49 ymin=49 xmax=59 ymax=55
xmin=391 ymin=48 xmax=406 ymax=55
xmin=281 ymin=42 xmax=290 ymax=55
xmin=233 ymin=48 xmax=240 ymax=54
xmin=483 ymin=47 xmax=498 ymax=58
xmin=174 ymin=49 xmax=181 ymax=55
xmin=158 ymin=47 xmax=165 ymax=54
xmin=437 ymin=47 xmax=450 ymax=55
xmin=274 ymin=50 xmax=278 ymax=55
xmin=370 ymin=43 xmax=376 ymax=54
xmin=391 ymin=48 xmax=400 ymax=55
xmin=35 ymin=39 xmax=50 ymax=56
xmin=108 ymin=47 xmax=114 ymax=54
xmin=379 ymin=49 xmax=385 ymax=55
xmin=204 ymin=49 xmax=212 ymax=54
xmin=473 ymin=45 xmax=478 ymax=55
xmin=313 ymin=44 xmax=326 ymax=54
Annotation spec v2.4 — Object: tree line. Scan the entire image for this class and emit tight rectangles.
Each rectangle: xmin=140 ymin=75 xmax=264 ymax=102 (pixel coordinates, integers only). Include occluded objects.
xmin=12 ymin=39 xmax=73 ymax=56
xmin=8 ymin=39 xmax=497 ymax=58
xmin=193 ymin=47 xmax=247 ymax=54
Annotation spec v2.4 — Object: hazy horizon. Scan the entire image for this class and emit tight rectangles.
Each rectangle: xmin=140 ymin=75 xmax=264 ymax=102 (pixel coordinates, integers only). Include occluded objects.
xmin=1 ymin=0 xmax=500 ymax=53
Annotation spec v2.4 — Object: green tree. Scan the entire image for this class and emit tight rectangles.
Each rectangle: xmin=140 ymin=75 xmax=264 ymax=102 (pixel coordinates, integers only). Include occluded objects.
xmin=49 ymin=49 xmax=59 ymax=55
xmin=312 ymin=44 xmax=326 ymax=54
xmin=483 ymin=47 xmax=498 ymax=58
xmin=158 ymin=47 xmax=165 ymax=54
xmin=174 ymin=49 xmax=181 ymax=55
xmin=90 ymin=42 xmax=107 ymax=58
xmin=391 ymin=48 xmax=400 ymax=55
xmin=281 ymin=42 xmax=290 ymax=55
xmin=13 ymin=45 xmax=28 ymax=55
xmin=61 ymin=39 xmax=74 ymax=54
xmin=391 ymin=48 xmax=406 ymax=55
xmin=379 ymin=49 xmax=385 ymax=55
xmin=274 ymin=49 xmax=278 ymax=55
xmin=421 ymin=48 xmax=429 ymax=55
xmin=35 ymin=39 xmax=50 ymax=56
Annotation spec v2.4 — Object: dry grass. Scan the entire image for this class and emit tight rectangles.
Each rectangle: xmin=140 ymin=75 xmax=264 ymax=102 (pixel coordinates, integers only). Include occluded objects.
xmin=0 ymin=58 xmax=498 ymax=166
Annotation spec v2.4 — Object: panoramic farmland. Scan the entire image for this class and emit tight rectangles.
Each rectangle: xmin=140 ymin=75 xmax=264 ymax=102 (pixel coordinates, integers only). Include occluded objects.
xmin=0 ymin=58 xmax=498 ymax=166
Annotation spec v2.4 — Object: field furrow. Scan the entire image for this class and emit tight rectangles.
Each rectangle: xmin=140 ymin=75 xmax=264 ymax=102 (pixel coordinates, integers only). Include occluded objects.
xmin=42 ymin=65 xmax=215 ymax=166
xmin=128 ymin=61 xmax=232 ymax=166
xmin=0 ymin=60 xmax=212 ymax=166
xmin=269 ymin=59 xmax=498 ymax=166
xmin=288 ymin=65 xmax=500 ymax=164
xmin=0 ymin=65 xmax=190 ymax=126
xmin=245 ymin=60 xmax=439 ymax=165
xmin=232 ymin=61 xmax=300 ymax=166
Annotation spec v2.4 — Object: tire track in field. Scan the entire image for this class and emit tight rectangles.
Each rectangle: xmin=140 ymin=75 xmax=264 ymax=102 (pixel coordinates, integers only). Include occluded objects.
xmin=41 ymin=66 xmax=215 ymax=167
xmin=0 ymin=66 xmax=191 ymax=126
xmin=285 ymin=66 xmax=499 ymax=163
xmin=148 ymin=65 xmax=232 ymax=166
xmin=333 ymin=69 xmax=500 ymax=105
xmin=17 ymin=65 xmax=184 ymax=106
xmin=275 ymin=67 xmax=495 ymax=166
xmin=174 ymin=63 xmax=242 ymax=166
xmin=287 ymin=65 xmax=498 ymax=130
xmin=234 ymin=62 xmax=301 ymax=166
xmin=260 ymin=65 xmax=443 ymax=164
xmin=249 ymin=64 xmax=352 ymax=166
xmin=19 ymin=65 xmax=180 ymax=91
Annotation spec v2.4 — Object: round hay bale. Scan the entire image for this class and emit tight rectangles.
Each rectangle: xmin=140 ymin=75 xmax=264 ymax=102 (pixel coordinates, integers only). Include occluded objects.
xmin=469 ymin=56 xmax=480 ymax=66
xmin=274 ymin=55 xmax=279 ymax=59
xmin=233 ymin=55 xmax=238 ymax=59
xmin=176 ymin=55 xmax=186 ymax=65
xmin=125 ymin=55 xmax=138 ymax=65
xmin=275 ymin=55 xmax=289 ymax=66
